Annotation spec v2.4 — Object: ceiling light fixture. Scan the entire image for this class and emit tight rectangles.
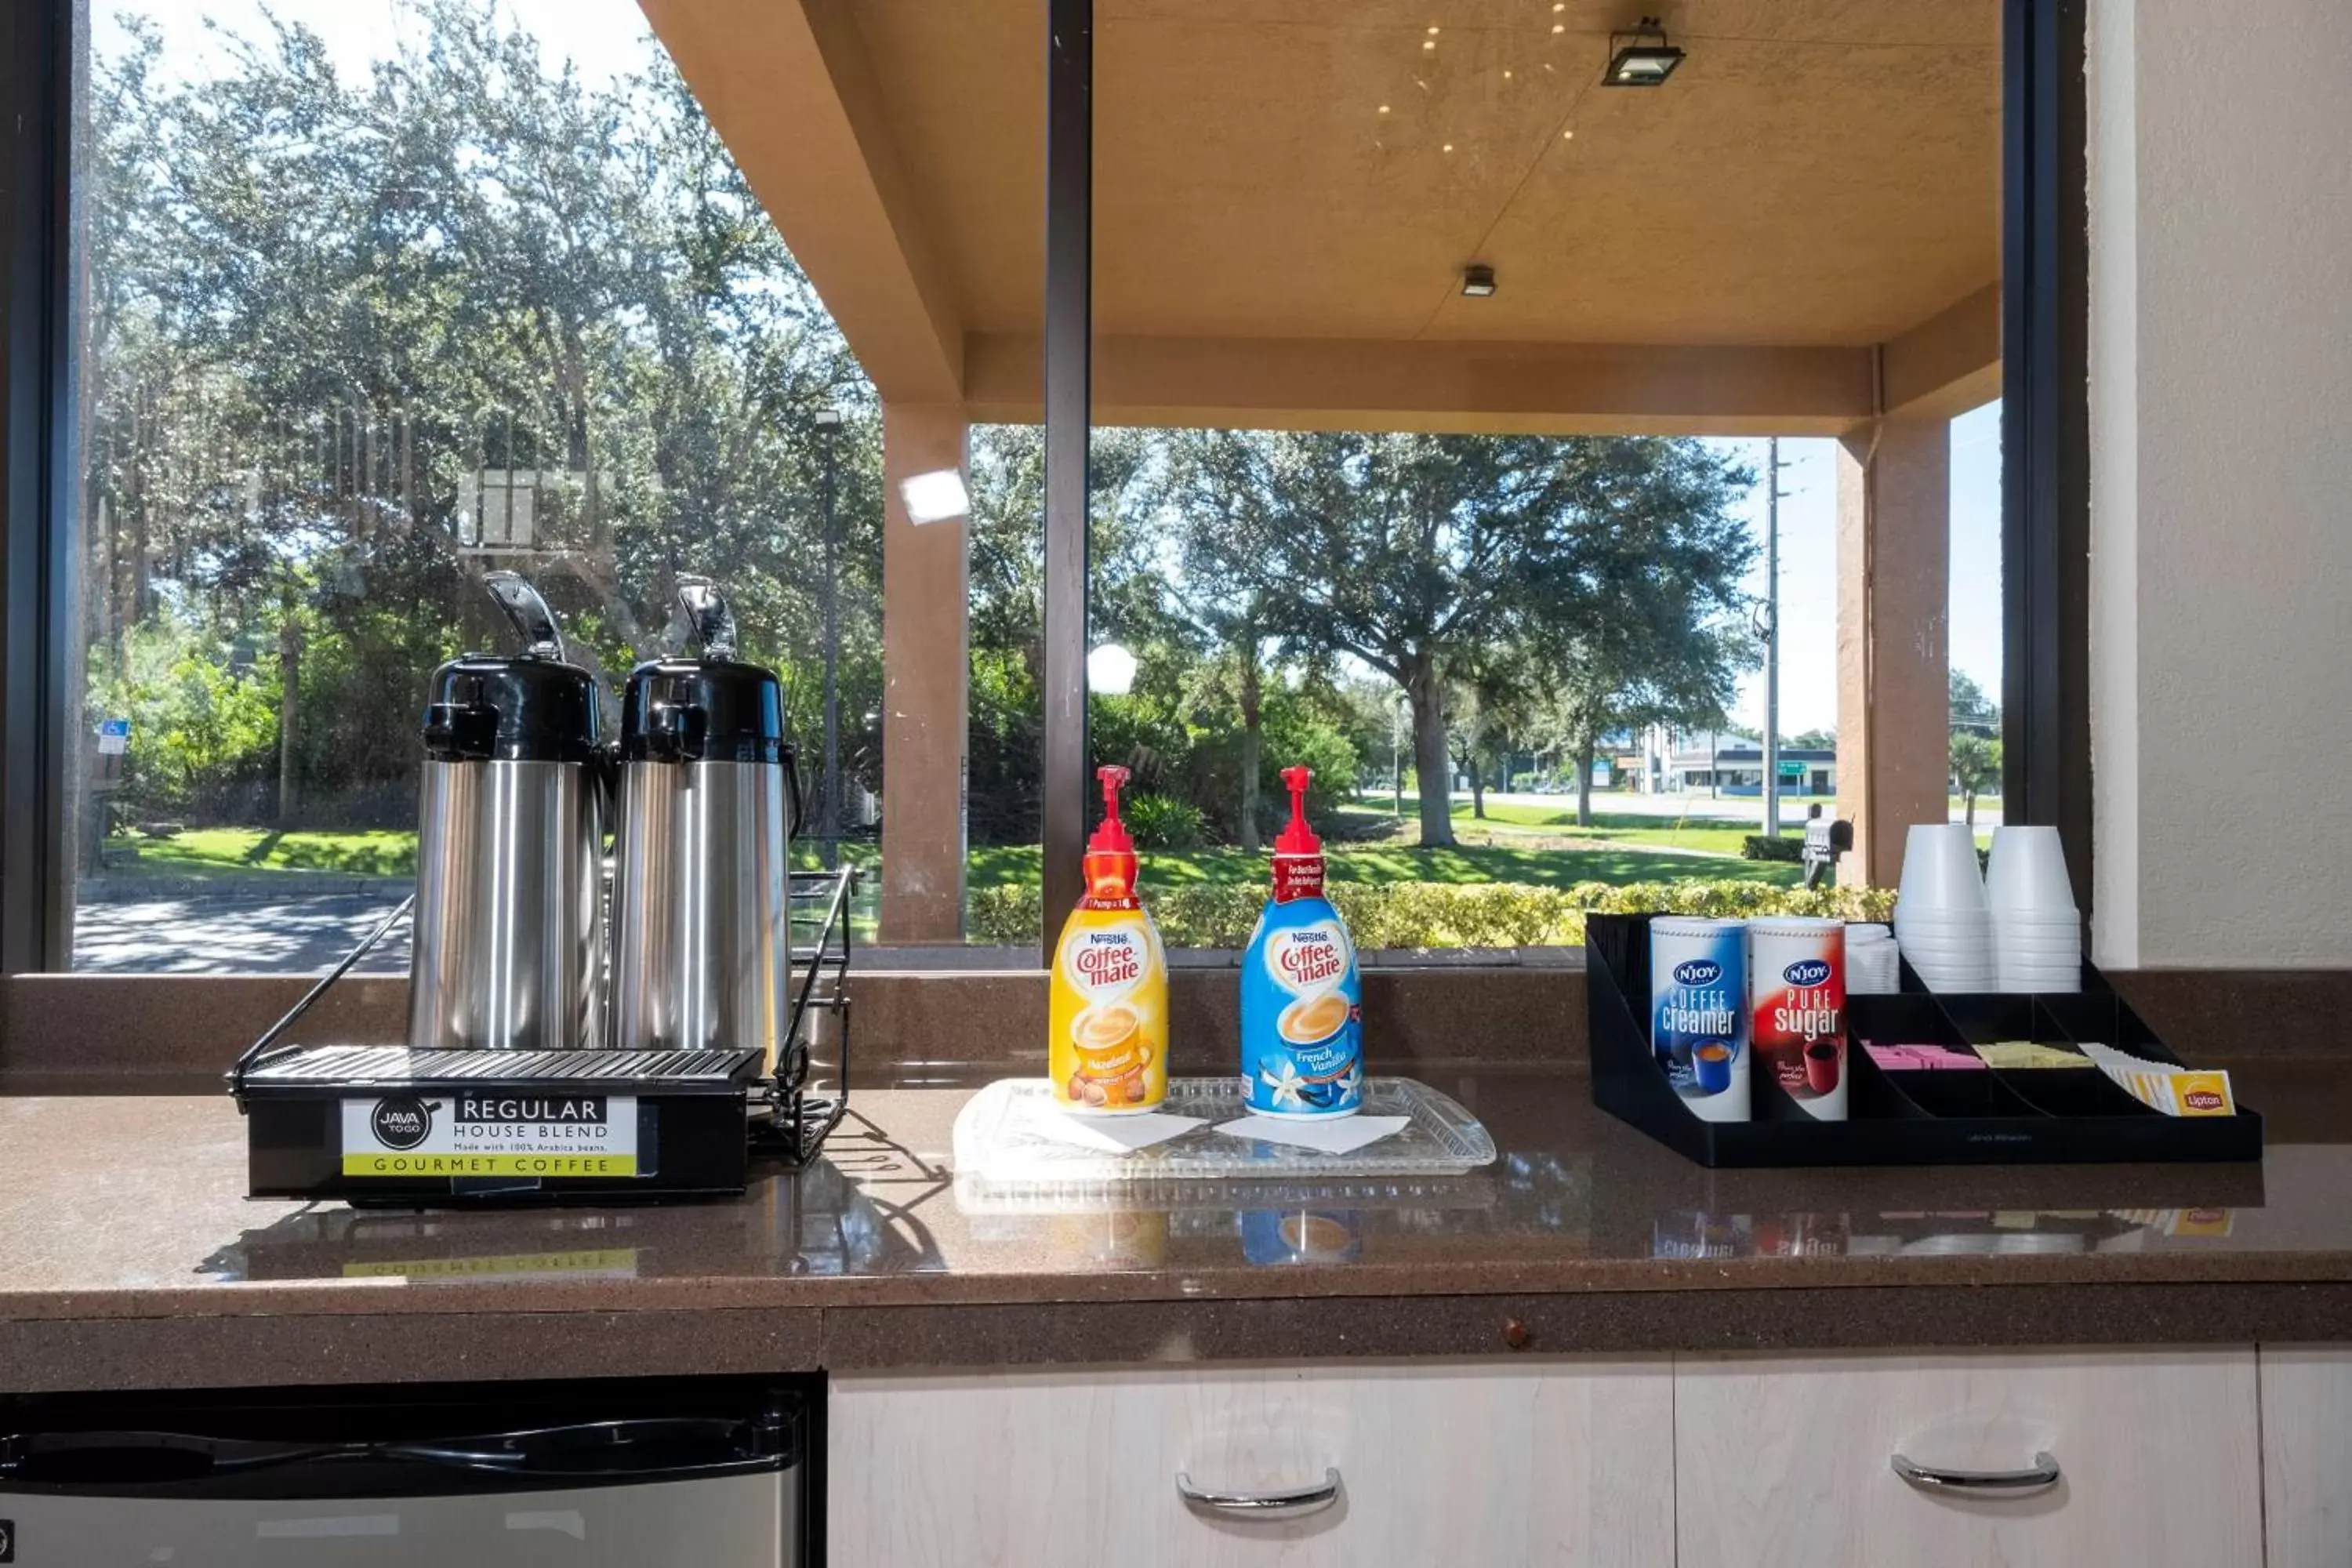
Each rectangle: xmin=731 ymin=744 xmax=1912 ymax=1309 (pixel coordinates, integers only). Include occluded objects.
xmin=1424 ymin=38 xmax=1436 ymax=49
xmin=1461 ymin=264 xmax=1497 ymax=297
xmin=1603 ymin=16 xmax=1686 ymax=86
xmin=1379 ymin=103 xmax=1392 ymax=113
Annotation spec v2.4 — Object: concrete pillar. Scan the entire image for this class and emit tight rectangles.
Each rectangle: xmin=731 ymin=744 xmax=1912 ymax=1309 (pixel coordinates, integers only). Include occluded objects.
xmin=1835 ymin=417 xmax=1951 ymax=890
xmin=878 ymin=403 xmax=971 ymax=943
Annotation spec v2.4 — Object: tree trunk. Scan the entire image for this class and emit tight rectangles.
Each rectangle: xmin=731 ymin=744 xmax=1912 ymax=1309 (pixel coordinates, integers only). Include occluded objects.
xmin=1964 ymin=789 xmax=1977 ymax=828
xmin=1237 ymin=647 xmax=1263 ymax=853
xmin=1462 ymin=746 xmax=1486 ymax=820
xmin=1406 ymin=658 xmax=1454 ymax=848
xmin=277 ymin=587 xmax=303 ymax=825
xmin=1577 ymin=733 xmax=1598 ymax=827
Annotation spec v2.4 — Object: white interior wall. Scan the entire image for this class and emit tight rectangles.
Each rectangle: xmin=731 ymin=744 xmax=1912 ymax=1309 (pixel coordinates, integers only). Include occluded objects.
xmin=2088 ymin=0 xmax=2352 ymax=967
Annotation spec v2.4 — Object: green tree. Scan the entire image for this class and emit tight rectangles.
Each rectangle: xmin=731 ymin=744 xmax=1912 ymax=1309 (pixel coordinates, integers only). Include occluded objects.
xmin=1950 ymin=669 xmax=2001 ymax=735
xmin=1238 ymin=433 xmax=1755 ymax=848
xmin=83 ymin=1 xmax=884 ymax=834
xmin=1951 ymin=730 xmax=2002 ymax=826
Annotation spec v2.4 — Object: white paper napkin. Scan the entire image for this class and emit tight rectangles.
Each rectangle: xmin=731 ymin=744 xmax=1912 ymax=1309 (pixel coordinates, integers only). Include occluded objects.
xmin=1021 ymin=1105 xmax=1205 ymax=1153
xmin=1212 ymin=1114 xmax=1410 ymax=1156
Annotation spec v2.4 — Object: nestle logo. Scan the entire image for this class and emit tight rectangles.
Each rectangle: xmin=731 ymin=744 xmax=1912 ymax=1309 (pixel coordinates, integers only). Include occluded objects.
xmin=1671 ymin=960 xmax=1721 ymax=987
xmin=1783 ymin=959 xmax=1832 ymax=988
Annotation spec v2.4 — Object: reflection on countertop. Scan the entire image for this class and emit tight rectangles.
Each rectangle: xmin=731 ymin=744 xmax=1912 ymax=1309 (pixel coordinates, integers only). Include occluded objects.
xmin=2 ymin=1062 xmax=2345 ymax=1327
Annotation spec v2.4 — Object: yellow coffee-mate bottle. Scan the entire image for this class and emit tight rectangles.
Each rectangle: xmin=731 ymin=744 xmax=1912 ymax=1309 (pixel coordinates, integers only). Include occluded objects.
xmin=1049 ymin=765 xmax=1168 ymax=1114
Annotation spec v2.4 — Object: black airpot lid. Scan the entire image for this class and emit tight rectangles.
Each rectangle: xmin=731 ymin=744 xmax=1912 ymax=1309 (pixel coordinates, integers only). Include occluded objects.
xmin=421 ymin=653 xmax=602 ymax=764
xmin=619 ymin=656 xmax=788 ymax=764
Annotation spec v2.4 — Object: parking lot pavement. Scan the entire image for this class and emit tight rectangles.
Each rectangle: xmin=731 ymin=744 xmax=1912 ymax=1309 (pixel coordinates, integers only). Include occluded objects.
xmin=73 ymin=893 xmax=414 ymax=975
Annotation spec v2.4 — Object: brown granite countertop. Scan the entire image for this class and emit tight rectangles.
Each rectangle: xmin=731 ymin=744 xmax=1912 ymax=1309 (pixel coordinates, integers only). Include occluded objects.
xmin=5 ymin=1064 xmax=2352 ymax=1392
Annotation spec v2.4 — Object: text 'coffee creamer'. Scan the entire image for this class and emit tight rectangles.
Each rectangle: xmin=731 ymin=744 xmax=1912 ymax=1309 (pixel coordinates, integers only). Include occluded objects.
xmin=1048 ymin=766 xmax=1169 ymax=1114
xmin=1747 ymin=917 xmax=1848 ymax=1122
xmin=1240 ymin=767 xmax=1363 ymax=1119
xmin=1649 ymin=916 xmax=1748 ymax=1123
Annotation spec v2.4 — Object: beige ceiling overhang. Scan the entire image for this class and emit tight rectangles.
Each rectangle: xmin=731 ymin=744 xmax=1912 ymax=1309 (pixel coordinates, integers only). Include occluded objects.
xmin=641 ymin=0 xmax=2003 ymax=434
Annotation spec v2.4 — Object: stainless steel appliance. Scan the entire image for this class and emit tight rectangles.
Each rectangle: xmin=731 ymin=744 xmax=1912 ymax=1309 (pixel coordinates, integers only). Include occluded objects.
xmin=408 ymin=573 xmax=606 ymax=1053
xmin=610 ymin=578 xmax=800 ymax=1069
xmin=0 ymin=1380 xmax=808 ymax=1566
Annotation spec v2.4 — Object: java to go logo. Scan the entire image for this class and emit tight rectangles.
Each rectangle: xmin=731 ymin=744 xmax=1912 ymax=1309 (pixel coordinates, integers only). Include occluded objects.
xmin=1671 ymin=960 xmax=1722 ymax=987
xmin=1782 ymin=959 xmax=1833 ymax=988
xmin=370 ymin=1095 xmax=434 ymax=1150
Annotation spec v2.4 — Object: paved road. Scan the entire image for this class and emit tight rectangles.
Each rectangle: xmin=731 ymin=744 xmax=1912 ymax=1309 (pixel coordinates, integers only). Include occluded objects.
xmin=74 ymin=893 xmax=414 ymax=975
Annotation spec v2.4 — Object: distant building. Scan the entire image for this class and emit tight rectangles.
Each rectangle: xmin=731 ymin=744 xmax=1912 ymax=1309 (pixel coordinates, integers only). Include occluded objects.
xmin=1609 ymin=726 xmax=1838 ymax=797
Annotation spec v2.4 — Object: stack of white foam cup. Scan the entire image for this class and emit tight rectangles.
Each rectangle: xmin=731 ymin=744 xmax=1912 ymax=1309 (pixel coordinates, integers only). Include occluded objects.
xmin=1986 ymin=825 xmax=2082 ymax=993
xmin=1892 ymin=823 xmax=1994 ymax=993
xmin=1845 ymin=923 xmax=1900 ymax=994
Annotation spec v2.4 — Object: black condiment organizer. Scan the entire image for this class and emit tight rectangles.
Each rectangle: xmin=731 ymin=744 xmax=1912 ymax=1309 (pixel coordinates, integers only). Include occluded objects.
xmin=1588 ymin=913 xmax=2263 ymax=1167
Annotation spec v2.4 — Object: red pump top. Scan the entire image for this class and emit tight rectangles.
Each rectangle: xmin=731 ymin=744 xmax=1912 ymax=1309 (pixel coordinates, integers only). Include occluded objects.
xmin=1271 ymin=765 xmax=1327 ymax=902
xmin=1083 ymin=764 xmax=1139 ymax=905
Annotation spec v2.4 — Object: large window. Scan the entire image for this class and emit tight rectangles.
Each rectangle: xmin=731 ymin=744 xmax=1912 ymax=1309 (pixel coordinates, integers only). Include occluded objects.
xmin=25 ymin=0 xmax=2067 ymax=971
xmin=66 ymin=0 xmax=1044 ymax=969
xmin=1060 ymin=1 xmax=2005 ymax=949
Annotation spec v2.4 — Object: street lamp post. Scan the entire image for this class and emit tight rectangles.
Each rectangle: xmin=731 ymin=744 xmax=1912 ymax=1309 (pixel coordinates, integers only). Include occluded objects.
xmin=812 ymin=408 xmax=844 ymax=866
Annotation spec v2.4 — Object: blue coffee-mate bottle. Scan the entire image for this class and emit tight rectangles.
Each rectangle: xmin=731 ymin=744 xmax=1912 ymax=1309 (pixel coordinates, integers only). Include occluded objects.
xmin=1241 ymin=767 xmax=1363 ymax=1118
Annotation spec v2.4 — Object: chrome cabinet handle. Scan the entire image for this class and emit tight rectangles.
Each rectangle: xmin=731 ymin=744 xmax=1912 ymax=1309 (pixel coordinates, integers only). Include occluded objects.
xmin=1892 ymin=1450 xmax=2061 ymax=1494
xmin=1176 ymin=1467 xmax=1341 ymax=1520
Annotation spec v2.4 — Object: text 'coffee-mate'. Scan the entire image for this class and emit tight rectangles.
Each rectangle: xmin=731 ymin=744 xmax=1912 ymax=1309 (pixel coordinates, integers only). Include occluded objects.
xmin=1049 ymin=766 xmax=1169 ymax=1113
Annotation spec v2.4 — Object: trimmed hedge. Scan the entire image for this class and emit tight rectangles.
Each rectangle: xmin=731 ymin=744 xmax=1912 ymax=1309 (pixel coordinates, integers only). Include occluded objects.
xmin=968 ymin=879 xmax=1897 ymax=950
xmin=1740 ymin=834 xmax=1805 ymax=862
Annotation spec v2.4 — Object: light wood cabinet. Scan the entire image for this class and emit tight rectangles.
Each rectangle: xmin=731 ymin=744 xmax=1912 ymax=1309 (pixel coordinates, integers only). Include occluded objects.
xmin=1673 ymin=1348 xmax=2263 ymax=1568
xmin=2259 ymin=1345 xmax=2352 ymax=1568
xmin=829 ymin=1359 xmax=1675 ymax=1568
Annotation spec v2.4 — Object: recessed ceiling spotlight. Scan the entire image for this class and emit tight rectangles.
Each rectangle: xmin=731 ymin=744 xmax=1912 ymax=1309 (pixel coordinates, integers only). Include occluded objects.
xmin=1603 ymin=16 xmax=1686 ymax=85
xmin=1552 ymin=23 xmax=1566 ymax=34
xmin=1461 ymin=264 xmax=1497 ymax=298
xmin=1562 ymin=128 xmax=1575 ymax=140
xmin=1379 ymin=103 xmax=1392 ymax=113
xmin=1428 ymin=24 xmax=1441 ymax=34
xmin=1442 ymin=142 xmax=1455 ymax=152
xmin=1424 ymin=38 xmax=1437 ymax=49
xmin=1503 ymin=68 xmax=1514 ymax=79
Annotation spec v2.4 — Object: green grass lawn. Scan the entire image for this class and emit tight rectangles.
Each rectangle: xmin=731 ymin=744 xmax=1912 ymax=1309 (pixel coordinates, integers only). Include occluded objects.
xmin=108 ymin=827 xmax=420 ymax=877
xmin=111 ymin=800 xmax=1805 ymax=894
xmin=1338 ymin=795 xmax=1802 ymax=855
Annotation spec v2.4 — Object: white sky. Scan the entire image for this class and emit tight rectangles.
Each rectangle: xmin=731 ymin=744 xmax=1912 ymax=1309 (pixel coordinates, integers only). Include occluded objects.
xmin=97 ymin=1 xmax=2009 ymax=741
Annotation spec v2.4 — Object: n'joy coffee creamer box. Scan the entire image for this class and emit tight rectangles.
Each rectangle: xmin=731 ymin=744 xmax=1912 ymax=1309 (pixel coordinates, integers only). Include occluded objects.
xmin=1240 ymin=768 xmax=1363 ymax=1118
xmin=1649 ymin=916 xmax=1748 ymax=1122
xmin=1048 ymin=767 xmax=1168 ymax=1113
